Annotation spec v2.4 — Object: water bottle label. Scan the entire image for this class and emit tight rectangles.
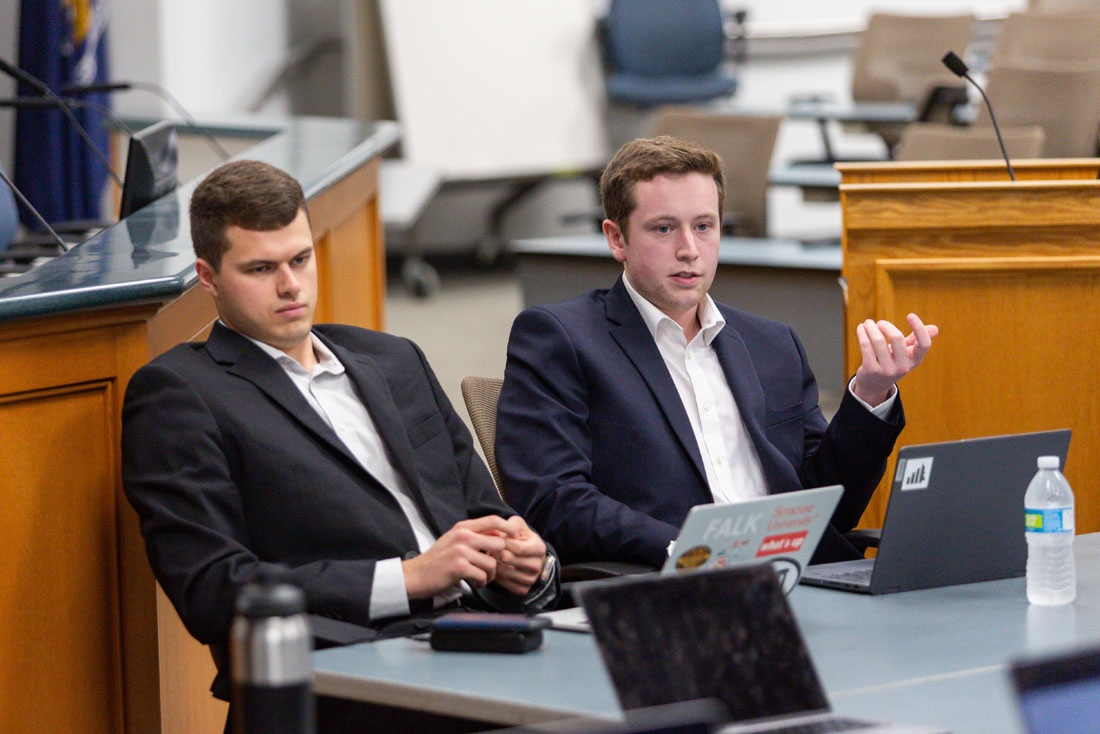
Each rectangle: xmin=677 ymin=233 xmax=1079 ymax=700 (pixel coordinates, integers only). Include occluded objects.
xmin=1025 ymin=508 xmax=1074 ymax=532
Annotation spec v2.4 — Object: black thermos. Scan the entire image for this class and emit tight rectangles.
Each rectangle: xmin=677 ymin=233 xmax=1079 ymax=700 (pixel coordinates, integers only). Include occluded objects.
xmin=230 ymin=571 xmax=315 ymax=734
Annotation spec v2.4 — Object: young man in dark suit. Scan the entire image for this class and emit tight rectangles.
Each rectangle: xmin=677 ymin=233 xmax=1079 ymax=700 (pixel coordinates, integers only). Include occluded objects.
xmin=496 ymin=136 xmax=937 ymax=569
xmin=122 ymin=160 xmax=557 ymax=699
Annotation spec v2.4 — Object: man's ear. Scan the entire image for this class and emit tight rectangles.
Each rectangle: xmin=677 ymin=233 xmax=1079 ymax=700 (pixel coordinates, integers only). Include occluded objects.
xmin=196 ymin=258 xmax=218 ymax=297
xmin=603 ymin=219 xmax=627 ymax=264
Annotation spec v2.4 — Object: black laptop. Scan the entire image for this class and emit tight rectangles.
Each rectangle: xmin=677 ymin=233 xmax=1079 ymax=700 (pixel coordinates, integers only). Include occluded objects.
xmin=1010 ymin=645 xmax=1100 ymax=734
xmin=800 ymin=429 xmax=1071 ymax=595
xmin=577 ymin=567 xmax=945 ymax=733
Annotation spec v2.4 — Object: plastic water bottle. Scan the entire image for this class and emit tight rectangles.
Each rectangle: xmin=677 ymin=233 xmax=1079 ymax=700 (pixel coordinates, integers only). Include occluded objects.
xmin=1024 ymin=456 xmax=1075 ymax=605
xmin=230 ymin=570 xmax=315 ymax=734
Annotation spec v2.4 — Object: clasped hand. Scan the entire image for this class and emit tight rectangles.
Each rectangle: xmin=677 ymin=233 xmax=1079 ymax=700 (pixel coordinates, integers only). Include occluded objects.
xmin=402 ymin=515 xmax=546 ymax=599
xmin=852 ymin=312 xmax=939 ymax=407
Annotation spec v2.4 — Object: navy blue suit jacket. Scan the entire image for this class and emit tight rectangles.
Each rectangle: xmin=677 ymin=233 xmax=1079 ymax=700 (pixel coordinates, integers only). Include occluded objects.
xmin=496 ymin=278 xmax=904 ymax=568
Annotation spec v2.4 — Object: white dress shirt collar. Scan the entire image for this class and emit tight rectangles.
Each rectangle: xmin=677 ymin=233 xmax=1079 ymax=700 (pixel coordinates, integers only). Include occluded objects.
xmin=621 ymin=273 xmax=726 ymax=347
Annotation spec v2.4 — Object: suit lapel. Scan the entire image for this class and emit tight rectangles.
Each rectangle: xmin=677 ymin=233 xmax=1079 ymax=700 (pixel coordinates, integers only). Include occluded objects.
xmin=318 ymin=334 xmax=444 ymax=536
xmin=711 ymin=324 xmax=801 ymax=490
xmin=206 ymin=324 xmax=364 ymax=472
xmin=604 ymin=279 xmax=708 ymax=486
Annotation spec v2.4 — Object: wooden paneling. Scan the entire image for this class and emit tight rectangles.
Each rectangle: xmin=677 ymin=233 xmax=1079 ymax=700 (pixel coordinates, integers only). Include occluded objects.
xmin=837 ymin=158 xmax=1100 ymax=183
xmin=839 ymin=161 xmax=1100 ymax=532
xmin=0 ymin=383 xmax=122 ymax=734
xmin=0 ymin=154 xmax=384 ymax=734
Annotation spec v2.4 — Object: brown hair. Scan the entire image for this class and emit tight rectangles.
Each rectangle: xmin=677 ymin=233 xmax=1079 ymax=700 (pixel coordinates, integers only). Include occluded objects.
xmin=599 ymin=135 xmax=724 ymax=235
xmin=189 ymin=160 xmax=308 ymax=270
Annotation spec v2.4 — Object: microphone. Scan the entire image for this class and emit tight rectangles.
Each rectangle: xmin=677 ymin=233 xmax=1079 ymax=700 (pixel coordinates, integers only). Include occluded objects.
xmin=941 ymin=50 xmax=1016 ymax=181
xmin=63 ymin=78 xmax=231 ymax=161
xmin=60 ymin=81 xmax=133 ymax=95
xmin=0 ymin=57 xmax=123 ymax=187
xmin=0 ymin=97 xmax=134 ymax=136
xmin=0 ymin=168 xmax=71 ymax=253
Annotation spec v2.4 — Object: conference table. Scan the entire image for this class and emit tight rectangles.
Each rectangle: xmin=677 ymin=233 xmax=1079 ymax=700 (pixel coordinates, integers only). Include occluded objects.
xmin=313 ymin=533 xmax=1100 ymax=733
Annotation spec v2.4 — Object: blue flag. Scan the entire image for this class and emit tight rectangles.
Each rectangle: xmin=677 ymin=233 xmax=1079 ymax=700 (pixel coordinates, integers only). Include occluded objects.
xmin=14 ymin=0 xmax=111 ymax=227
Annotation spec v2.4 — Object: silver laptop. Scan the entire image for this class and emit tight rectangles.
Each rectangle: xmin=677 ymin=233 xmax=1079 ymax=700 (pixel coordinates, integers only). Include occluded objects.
xmin=578 ymin=566 xmax=945 ymax=734
xmin=544 ymin=486 xmax=842 ymax=632
xmin=1011 ymin=645 xmax=1100 ymax=734
xmin=801 ymin=429 xmax=1071 ymax=595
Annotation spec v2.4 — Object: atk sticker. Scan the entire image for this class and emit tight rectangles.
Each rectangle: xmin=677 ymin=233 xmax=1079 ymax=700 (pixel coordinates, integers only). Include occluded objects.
xmin=900 ymin=456 xmax=933 ymax=490
xmin=756 ymin=531 xmax=808 ymax=557
xmin=1025 ymin=508 xmax=1074 ymax=532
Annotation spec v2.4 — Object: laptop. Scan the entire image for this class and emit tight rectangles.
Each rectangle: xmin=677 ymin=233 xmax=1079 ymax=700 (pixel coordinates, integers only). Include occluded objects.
xmin=800 ymin=429 xmax=1071 ymax=595
xmin=543 ymin=486 xmax=842 ymax=632
xmin=577 ymin=566 xmax=945 ymax=734
xmin=1010 ymin=645 xmax=1100 ymax=734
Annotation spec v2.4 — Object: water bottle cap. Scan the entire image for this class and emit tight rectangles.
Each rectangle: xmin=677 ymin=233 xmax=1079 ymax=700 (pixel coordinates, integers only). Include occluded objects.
xmin=1037 ymin=455 xmax=1060 ymax=469
xmin=235 ymin=569 xmax=307 ymax=618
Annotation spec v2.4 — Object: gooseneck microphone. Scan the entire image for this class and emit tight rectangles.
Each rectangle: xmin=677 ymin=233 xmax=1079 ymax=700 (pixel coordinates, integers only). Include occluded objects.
xmin=0 ymin=96 xmax=134 ymax=136
xmin=941 ymin=50 xmax=1016 ymax=181
xmin=0 ymin=168 xmax=71 ymax=253
xmin=0 ymin=57 xmax=123 ymax=186
xmin=64 ymin=79 xmax=231 ymax=161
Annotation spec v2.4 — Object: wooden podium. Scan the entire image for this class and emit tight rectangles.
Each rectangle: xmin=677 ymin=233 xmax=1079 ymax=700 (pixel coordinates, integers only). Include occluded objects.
xmin=838 ymin=159 xmax=1100 ymax=534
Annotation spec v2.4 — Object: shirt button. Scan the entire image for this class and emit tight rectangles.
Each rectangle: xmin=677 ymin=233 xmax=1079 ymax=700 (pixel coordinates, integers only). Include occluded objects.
xmin=703 ymin=402 xmax=711 ymax=412
xmin=686 ymin=353 xmax=692 ymax=361
xmin=716 ymin=456 xmax=724 ymax=465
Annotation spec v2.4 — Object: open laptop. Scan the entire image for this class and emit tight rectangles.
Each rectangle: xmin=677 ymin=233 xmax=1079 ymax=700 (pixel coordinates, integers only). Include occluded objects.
xmin=544 ymin=486 xmax=842 ymax=631
xmin=577 ymin=566 xmax=945 ymax=734
xmin=483 ymin=700 xmax=726 ymax=733
xmin=1010 ymin=645 xmax=1100 ymax=734
xmin=800 ymin=429 xmax=1071 ymax=595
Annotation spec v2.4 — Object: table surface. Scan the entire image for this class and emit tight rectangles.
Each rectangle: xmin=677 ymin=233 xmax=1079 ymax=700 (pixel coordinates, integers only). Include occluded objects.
xmin=786 ymin=100 xmax=918 ymax=124
xmin=313 ymin=534 xmax=1100 ymax=732
xmin=511 ymin=234 xmax=841 ymax=272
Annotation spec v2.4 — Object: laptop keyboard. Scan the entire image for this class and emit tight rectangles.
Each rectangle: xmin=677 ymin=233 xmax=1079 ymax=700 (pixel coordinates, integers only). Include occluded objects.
xmin=762 ymin=717 xmax=876 ymax=733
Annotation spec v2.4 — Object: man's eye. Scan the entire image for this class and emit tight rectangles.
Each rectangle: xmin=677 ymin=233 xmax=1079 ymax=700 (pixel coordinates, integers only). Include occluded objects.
xmin=697 ymin=223 xmax=712 ymax=232
xmin=250 ymin=265 xmax=271 ymax=274
xmin=656 ymin=225 xmax=672 ymax=234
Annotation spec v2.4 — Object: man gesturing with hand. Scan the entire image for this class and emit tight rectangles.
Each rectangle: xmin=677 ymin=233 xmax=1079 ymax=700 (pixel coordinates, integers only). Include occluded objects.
xmin=497 ymin=136 xmax=938 ymax=569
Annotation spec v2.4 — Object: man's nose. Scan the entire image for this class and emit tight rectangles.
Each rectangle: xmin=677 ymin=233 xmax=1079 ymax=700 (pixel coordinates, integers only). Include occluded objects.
xmin=276 ymin=265 xmax=301 ymax=297
xmin=676 ymin=230 xmax=700 ymax=260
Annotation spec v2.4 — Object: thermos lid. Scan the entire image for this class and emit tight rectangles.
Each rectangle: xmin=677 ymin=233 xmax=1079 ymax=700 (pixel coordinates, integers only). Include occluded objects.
xmin=235 ymin=568 xmax=307 ymax=618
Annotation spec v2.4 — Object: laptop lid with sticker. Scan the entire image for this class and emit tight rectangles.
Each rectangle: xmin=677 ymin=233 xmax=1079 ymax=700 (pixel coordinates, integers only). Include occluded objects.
xmin=660 ymin=485 xmax=843 ymax=594
xmin=870 ymin=429 xmax=1071 ymax=594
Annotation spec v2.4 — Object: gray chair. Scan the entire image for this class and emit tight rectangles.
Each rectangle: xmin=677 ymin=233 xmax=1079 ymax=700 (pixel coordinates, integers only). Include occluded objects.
xmin=894 ymin=122 xmax=1046 ymax=161
xmin=982 ymin=63 xmax=1100 ymax=157
xmin=992 ymin=12 xmax=1100 ymax=65
xmin=650 ymin=106 xmax=781 ymax=237
xmin=850 ymin=13 xmax=976 ymax=150
xmin=459 ymin=376 xmax=655 ymax=590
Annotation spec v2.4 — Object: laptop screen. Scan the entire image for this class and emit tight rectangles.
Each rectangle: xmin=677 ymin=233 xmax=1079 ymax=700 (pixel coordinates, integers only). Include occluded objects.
xmin=1012 ymin=646 xmax=1100 ymax=734
xmin=579 ymin=566 xmax=829 ymax=722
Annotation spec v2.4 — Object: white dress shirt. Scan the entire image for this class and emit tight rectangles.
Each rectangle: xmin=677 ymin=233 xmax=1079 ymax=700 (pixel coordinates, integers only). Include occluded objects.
xmin=621 ymin=276 xmax=897 ymax=505
xmin=243 ymin=331 xmax=457 ymax=620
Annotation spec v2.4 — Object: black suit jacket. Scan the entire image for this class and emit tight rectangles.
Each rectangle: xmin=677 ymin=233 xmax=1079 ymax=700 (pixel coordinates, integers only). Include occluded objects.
xmin=122 ymin=323 xmax=555 ymax=656
xmin=496 ymin=278 xmax=904 ymax=568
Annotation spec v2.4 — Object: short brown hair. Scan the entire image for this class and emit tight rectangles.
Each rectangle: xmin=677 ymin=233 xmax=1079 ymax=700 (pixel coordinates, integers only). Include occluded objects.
xmin=189 ymin=160 xmax=308 ymax=270
xmin=599 ymin=135 xmax=724 ymax=234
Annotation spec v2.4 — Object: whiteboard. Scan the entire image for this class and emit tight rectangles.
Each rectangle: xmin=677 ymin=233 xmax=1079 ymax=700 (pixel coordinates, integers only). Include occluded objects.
xmin=380 ymin=0 xmax=609 ymax=179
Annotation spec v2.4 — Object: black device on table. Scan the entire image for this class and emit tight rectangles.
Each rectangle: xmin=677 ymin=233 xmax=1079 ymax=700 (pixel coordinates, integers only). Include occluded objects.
xmin=430 ymin=612 xmax=550 ymax=654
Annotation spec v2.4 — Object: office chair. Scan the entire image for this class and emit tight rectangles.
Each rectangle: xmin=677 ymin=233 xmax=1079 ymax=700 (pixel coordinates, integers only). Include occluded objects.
xmin=982 ymin=62 xmax=1100 ymax=158
xmin=651 ymin=106 xmax=781 ymax=237
xmin=992 ymin=12 xmax=1100 ymax=66
xmin=460 ymin=376 xmax=655 ymax=588
xmin=895 ymin=122 xmax=1046 ymax=161
xmin=850 ymin=13 xmax=975 ymax=150
xmin=602 ymin=0 xmax=737 ymax=106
